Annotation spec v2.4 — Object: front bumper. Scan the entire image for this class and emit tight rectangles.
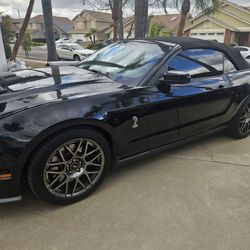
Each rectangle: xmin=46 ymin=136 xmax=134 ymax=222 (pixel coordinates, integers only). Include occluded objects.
xmin=0 ymin=178 xmax=22 ymax=203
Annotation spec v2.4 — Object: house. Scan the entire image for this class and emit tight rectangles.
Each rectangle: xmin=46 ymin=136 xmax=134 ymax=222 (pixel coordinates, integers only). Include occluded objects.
xmin=68 ymin=10 xmax=113 ymax=42
xmin=28 ymin=15 xmax=73 ymax=41
xmin=184 ymin=0 xmax=250 ymax=46
xmin=10 ymin=18 xmax=24 ymax=39
xmin=104 ymin=14 xmax=184 ymax=39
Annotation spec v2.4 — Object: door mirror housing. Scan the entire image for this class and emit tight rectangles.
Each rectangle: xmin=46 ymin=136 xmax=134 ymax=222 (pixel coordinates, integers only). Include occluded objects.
xmin=160 ymin=71 xmax=191 ymax=85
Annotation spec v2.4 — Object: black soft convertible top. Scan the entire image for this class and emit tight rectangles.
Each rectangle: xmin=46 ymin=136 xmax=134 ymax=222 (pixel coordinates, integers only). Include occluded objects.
xmin=145 ymin=37 xmax=250 ymax=70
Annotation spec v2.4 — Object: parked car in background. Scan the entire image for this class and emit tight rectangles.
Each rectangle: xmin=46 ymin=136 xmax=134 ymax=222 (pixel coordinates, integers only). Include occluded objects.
xmin=56 ymin=37 xmax=73 ymax=45
xmin=56 ymin=43 xmax=95 ymax=61
xmin=102 ymin=38 xmax=113 ymax=47
xmin=235 ymin=46 xmax=250 ymax=61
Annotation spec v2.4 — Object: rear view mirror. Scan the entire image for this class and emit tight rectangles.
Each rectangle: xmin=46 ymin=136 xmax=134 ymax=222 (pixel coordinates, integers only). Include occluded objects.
xmin=160 ymin=71 xmax=191 ymax=85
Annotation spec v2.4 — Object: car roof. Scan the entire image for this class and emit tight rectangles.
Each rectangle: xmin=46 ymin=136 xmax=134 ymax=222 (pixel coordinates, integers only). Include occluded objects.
xmin=139 ymin=37 xmax=250 ymax=70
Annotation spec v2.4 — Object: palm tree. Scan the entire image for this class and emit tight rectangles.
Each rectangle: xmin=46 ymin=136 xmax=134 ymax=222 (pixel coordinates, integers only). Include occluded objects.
xmin=10 ymin=0 xmax=35 ymax=61
xmin=41 ymin=0 xmax=58 ymax=61
xmin=159 ymin=0 xmax=220 ymax=36
xmin=135 ymin=0 xmax=148 ymax=38
xmin=85 ymin=28 xmax=98 ymax=44
xmin=148 ymin=23 xmax=165 ymax=37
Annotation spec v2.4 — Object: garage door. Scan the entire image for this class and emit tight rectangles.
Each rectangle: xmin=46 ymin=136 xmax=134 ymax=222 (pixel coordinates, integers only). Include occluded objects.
xmin=190 ymin=32 xmax=225 ymax=43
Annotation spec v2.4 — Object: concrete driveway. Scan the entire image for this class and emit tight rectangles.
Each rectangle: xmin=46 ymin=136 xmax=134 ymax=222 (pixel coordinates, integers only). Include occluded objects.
xmin=0 ymin=133 xmax=250 ymax=250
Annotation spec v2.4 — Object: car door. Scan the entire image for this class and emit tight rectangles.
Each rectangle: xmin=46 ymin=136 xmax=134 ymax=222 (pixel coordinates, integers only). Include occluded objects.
xmin=63 ymin=45 xmax=73 ymax=60
xmin=57 ymin=45 xmax=64 ymax=59
xmin=146 ymin=84 xmax=180 ymax=149
xmin=167 ymin=48 xmax=234 ymax=138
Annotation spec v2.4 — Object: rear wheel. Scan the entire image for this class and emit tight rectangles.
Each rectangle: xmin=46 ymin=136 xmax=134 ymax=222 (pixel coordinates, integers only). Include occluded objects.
xmin=227 ymin=99 xmax=250 ymax=139
xmin=28 ymin=129 xmax=111 ymax=205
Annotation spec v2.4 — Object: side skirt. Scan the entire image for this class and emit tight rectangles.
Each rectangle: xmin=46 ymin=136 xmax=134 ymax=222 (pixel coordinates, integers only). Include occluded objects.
xmin=118 ymin=125 xmax=227 ymax=166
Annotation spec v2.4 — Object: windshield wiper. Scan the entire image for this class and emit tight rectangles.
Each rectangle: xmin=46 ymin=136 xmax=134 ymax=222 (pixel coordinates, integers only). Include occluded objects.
xmin=78 ymin=60 xmax=124 ymax=69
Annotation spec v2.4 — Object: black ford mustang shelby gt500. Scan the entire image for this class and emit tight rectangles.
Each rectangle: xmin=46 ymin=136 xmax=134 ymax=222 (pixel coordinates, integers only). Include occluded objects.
xmin=0 ymin=37 xmax=249 ymax=205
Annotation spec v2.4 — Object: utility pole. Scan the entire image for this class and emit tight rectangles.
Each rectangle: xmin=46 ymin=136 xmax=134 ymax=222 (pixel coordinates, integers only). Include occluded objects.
xmin=0 ymin=15 xmax=7 ymax=72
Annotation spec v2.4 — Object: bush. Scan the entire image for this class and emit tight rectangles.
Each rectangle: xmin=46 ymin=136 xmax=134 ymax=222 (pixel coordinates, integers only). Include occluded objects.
xmin=87 ymin=43 xmax=102 ymax=50
xmin=31 ymin=41 xmax=45 ymax=46
xmin=4 ymin=45 xmax=11 ymax=59
xmin=1 ymin=16 xmax=13 ymax=59
xmin=32 ymin=38 xmax=47 ymax=43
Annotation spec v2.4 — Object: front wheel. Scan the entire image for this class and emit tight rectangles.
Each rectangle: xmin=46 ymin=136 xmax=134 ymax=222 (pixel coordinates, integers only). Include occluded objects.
xmin=28 ymin=129 xmax=111 ymax=205
xmin=73 ymin=55 xmax=80 ymax=61
xmin=227 ymin=99 xmax=250 ymax=139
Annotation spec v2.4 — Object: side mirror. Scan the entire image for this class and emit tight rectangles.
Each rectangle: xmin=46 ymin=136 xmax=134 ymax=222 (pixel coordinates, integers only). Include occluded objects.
xmin=160 ymin=71 xmax=191 ymax=85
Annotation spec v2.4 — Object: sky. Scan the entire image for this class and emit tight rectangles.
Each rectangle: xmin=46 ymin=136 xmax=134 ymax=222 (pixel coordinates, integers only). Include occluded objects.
xmin=0 ymin=0 xmax=249 ymax=20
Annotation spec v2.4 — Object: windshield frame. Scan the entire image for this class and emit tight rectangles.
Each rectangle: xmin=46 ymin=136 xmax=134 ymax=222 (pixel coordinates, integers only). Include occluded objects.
xmin=78 ymin=40 xmax=174 ymax=86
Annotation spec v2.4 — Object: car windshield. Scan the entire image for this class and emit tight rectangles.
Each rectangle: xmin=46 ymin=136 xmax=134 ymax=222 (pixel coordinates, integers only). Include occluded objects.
xmin=78 ymin=41 xmax=168 ymax=85
xmin=71 ymin=45 xmax=83 ymax=50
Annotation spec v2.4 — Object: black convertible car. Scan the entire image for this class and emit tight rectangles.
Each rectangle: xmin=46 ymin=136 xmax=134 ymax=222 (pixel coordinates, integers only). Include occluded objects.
xmin=0 ymin=37 xmax=250 ymax=204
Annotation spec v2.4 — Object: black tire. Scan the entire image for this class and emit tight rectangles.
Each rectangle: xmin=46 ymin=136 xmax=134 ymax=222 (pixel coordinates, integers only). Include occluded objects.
xmin=28 ymin=128 xmax=111 ymax=205
xmin=227 ymin=98 xmax=250 ymax=139
xmin=73 ymin=55 xmax=80 ymax=61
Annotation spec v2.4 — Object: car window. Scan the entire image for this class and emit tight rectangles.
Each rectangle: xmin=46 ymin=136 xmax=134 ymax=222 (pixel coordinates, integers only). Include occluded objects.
xmin=168 ymin=49 xmax=224 ymax=78
xmin=79 ymin=41 xmax=169 ymax=85
xmin=224 ymin=56 xmax=236 ymax=73
xmin=63 ymin=45 xmax=70 ymax=50
xmin=71 ymin=45 xmax=83 ymax=50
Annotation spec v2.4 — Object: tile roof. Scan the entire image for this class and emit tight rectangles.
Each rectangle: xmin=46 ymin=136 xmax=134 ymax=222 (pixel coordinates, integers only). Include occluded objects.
xmin=30 ymin=15 xmax=73 ymax=32
xmin=73 ymin=10 xmax=113 ymax=23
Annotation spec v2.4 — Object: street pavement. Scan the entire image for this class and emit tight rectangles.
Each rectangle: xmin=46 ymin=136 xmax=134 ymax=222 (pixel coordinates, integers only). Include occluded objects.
xmin=0 ymin=132 xmax=250 ymax=250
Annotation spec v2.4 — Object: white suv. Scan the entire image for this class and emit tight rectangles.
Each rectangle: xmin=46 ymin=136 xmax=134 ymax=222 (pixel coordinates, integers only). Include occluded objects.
xmin=56 ymin=43 xmax=95 ymax=61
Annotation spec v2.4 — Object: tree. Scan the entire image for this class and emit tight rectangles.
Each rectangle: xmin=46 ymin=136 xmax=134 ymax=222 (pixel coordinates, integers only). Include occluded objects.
xmin=148 ymin=23 xmax=165 ymax=37
xmin=10 ymin=0 xmax=35 ymax=61
xmin=85 ymin=28 xmax=98 ymax=44
xmin=1 ymin=15 xmax=13 ymax=59
xmin=21 ymin=32 xmax=32 ymax=58
xmin=41 ymin=0 xmax=58 ymax=61
xmin=135 ymin=0 xmax=149 ymax=38
xmin=83 ymin=0 xmax=127 ymax=41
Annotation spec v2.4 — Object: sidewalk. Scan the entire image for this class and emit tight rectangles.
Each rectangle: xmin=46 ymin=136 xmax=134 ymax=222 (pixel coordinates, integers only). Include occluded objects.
xmin=17 ymin=57 xmax=47 ymax=68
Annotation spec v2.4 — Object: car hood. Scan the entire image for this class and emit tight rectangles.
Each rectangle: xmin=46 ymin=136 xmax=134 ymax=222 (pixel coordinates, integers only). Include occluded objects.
xmin=0 ymin=66 xmax=126 ymax=117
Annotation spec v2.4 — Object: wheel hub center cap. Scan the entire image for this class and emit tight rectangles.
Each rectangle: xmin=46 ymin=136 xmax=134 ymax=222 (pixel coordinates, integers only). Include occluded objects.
xmin=67 ymin=159 xmax=85 ymax=178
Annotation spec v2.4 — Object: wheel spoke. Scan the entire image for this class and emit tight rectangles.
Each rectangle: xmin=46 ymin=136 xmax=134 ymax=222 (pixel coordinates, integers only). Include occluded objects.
xmin=47 ymin=162 xmax=64 ymax=167
xmin=72 ymin=179 xmax=78 ymax=194
xmin=53 ymin=178 xmax=68 ymax=191
xmin=83 ymin=141 xmax=90 ymax=156
xmin=86 ymin=147 xmax=99 ymax=157
xmin=77 ymin=178 xmax=87 ymax=189
xmin=65 ymin=144 xmax=74 ymax=156
xmin=87 ymin=152 xmax=102 ymax=164
xmin=46 ymin=170 xmax=64 ymax=175
xmin=86 ymin=170 xmax=100 ymax=175
xmin=49 ymin=174 xmax=63 ymax=188
xmin=85 ymin=173 xmax=92 ymax=184
xmin=75 ymin=139 xmax=83 ymax=156
xmin=58 ymin=148 xmax=66 ymax=163
xmin=65 ymin=181 xmax=69 ymax=197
